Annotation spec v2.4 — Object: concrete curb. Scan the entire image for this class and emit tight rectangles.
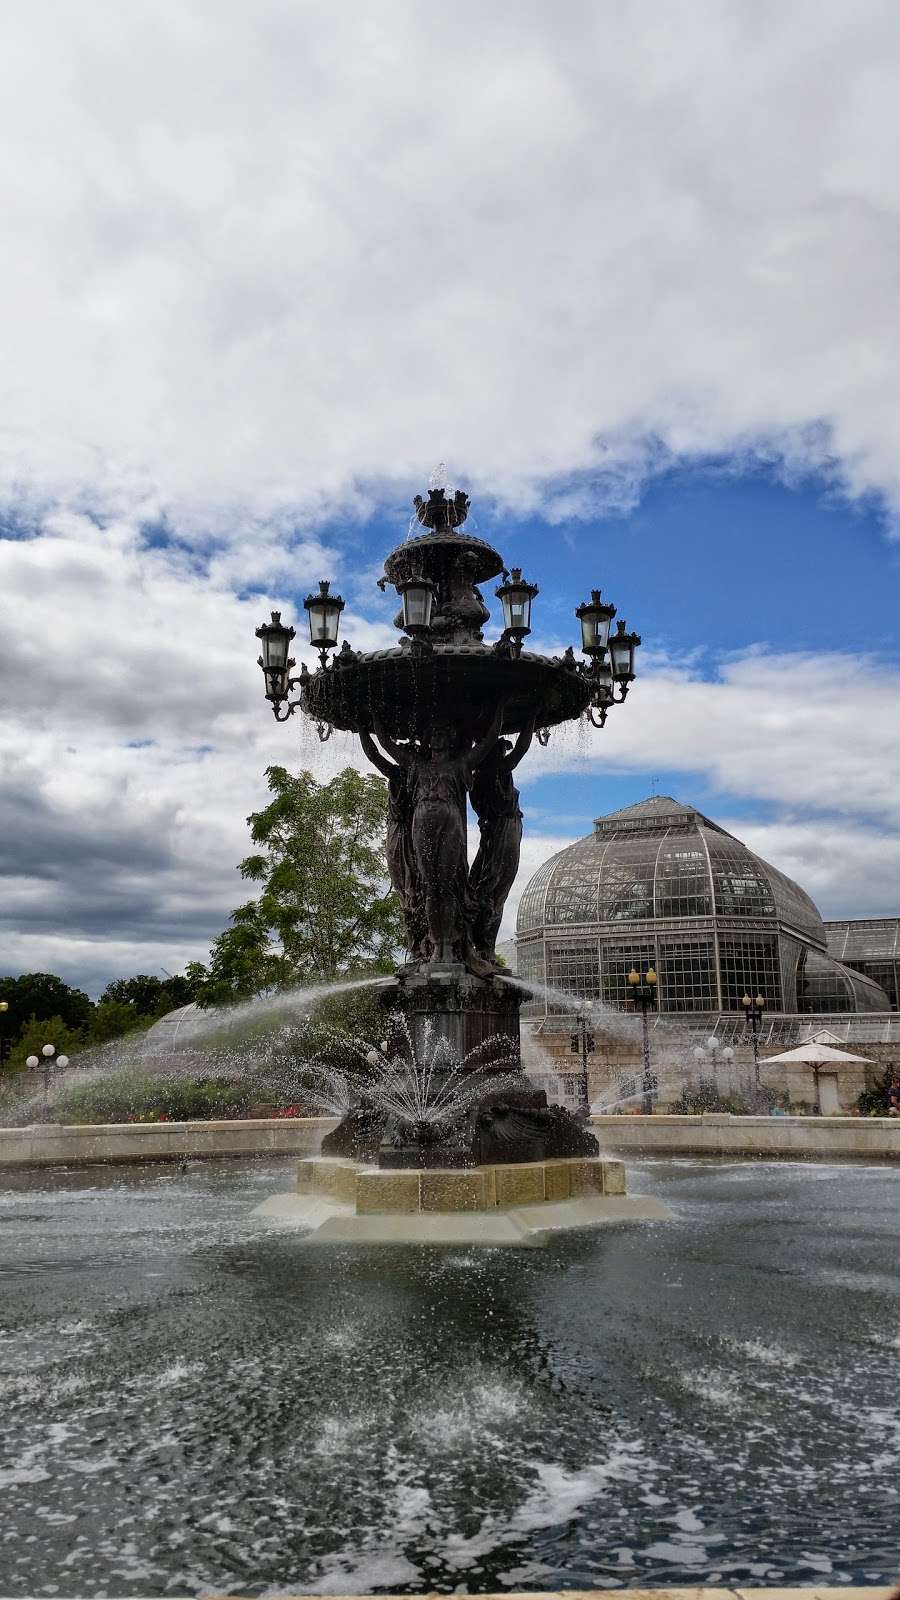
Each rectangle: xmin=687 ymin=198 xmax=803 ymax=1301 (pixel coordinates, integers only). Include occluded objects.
xmin=0 ymin=1115 xmax=336 ymax=1168
xmin=590 ymin=1112 xmax=900 ymax=1160
xmin=0 ymin=1112 xmax=897 ymax=1169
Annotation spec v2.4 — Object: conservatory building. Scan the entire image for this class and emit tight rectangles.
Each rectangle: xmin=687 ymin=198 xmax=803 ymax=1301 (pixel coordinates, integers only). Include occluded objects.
xmin=516 ymin=796 xmax=891 ymax=1018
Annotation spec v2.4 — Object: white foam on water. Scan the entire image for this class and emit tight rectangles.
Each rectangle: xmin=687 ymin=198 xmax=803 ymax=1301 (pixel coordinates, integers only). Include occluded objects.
xmin=289 ymin=1551 xmax=423 ymax=1595
xmin=0 ymin=1441 xmax=51 ymax=1487
xmin=677 ymin=1368 xmax=740 ymax=1407
xmin=671 ymin=1506 xmax=706 ymax=1532
xmin=728 ymin=1336 xmax=800 ymax=1369
xmin=441 ymin=1443 xmax=651 ymax=1569
xmin=413 ymin=1376 xmax=526 ymax=1447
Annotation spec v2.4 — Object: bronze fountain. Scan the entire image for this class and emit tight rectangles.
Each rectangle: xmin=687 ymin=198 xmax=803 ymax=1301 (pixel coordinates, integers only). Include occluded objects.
xmin=256 ymin=481 xmax=640 ymax=1169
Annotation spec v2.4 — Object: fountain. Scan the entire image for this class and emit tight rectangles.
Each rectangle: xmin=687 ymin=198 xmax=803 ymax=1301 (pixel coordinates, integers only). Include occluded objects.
xmin=254 ymin=481 xmax=664 ymax=1238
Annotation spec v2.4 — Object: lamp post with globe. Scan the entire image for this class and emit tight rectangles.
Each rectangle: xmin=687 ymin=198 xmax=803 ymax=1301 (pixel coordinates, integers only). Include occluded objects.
xmin=692 ymin=1036 xmax=736 ymax=1104
xmin=25 ymin=1043 xmax=70 ymax=1114
xmin=0 ymin=999 xmax=9 ymax=1070
xmin=742 ymin=992 xmax=766 ymax=1087
xmin=627 ymin=966 xmax=658 ymax=1114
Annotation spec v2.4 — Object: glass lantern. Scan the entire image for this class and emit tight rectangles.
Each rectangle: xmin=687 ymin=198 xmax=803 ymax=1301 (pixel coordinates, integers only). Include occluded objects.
xmin=609 ymin=619 xmax=641 ymax=682
xmin=397 ymin=574 xmax=435 ymax=636
xmin=495 ymin=568 xmax=539 ymax=647
xmin=255 ymin=610 xmax=296 ymax=702
xmin=303 ymin=581 xmax=345 ymax=660
xmin=575 ymin=590 xmax=616 ymax=656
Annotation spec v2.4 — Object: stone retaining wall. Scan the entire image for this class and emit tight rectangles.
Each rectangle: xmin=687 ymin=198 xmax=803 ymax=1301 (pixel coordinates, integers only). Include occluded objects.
xmin=0 ymin=1113 xmax=897 ymax=1169
xmin=590 ymin=1112 xmax=900 ymax=1159
xmin=0 ymin=1116 xmax=336 ymax=1168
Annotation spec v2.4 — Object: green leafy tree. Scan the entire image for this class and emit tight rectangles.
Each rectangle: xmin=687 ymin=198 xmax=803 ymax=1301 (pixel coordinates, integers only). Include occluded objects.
xmin=232 ymin=765 xmax=402 ymax=985
xmin=196 ymin=902 xmax=292 ymax=1007
xmin=100 ymin=966 xmax=207 ymax=1017
xmin=0 ymin=973 xmax=92 ymax=1045
xmin=87 ymin=999 xmax=147 ymax=1045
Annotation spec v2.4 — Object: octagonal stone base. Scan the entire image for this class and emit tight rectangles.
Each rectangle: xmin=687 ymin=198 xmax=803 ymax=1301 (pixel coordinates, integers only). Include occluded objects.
xmin=254 ymin=1154 xmax=670 ymax=1245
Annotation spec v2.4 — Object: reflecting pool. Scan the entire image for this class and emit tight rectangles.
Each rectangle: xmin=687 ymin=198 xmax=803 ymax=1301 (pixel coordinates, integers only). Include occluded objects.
xmin=1 ymin=1157 xmax=898 ymax=1595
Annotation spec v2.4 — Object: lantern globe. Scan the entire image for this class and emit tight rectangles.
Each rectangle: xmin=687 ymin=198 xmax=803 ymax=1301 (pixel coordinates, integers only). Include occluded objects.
xmin=495 ymin=568 xmax=539 ymax=640
xmin=26 ymin=1055 xmax=39 ymax=1068
xmin=255 ymin=610 xmax=296 ymax=703
xmin=397 ymin=574 xmax=435 ymax=636
xmin=575 ymin=590 xmax=616 ymax=656
xmin=303 ymin=581 xmax=345 ymax=654
xmin=609 ymin=620 xmax=641 ymax=682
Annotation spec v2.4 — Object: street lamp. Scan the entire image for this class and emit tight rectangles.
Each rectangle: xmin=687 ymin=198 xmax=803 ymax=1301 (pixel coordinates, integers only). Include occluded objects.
xmin=692 ymin=1038 xmax=738 ymax=1098
xmin=495 ymin=568 xmax=539 ymax=657
xmin=303 ymin=581 xmax=345 ymax=666
xmin=627 ymin=966 xmax=658 ymax=1113
xmin=569 ymin=1014 xmax=596 ymax=1116
xmin=397 ymin=574 xmax=436 ymax=638
xmin=0 ymin=1000 xmax=9 ymax=1070
xmin=255 ymin=611 xmax=296 ymax=710
xmin=742 ymin=992 xmax=766 ymax=1087
xmin=575 ymin=590 xmax=616 ymax=657
xmin=576 ymin=601 xmax=641 ymax=728
xmin=608 ymin=620 xmax=641 ymax=689
xmin=24 ymin=1043 xmax=70 ymax=1113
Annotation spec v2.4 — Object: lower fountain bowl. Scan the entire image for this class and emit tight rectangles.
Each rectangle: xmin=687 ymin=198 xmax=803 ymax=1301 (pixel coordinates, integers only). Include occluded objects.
xmin=253 ymin=1154 xmax=672 ymax=1245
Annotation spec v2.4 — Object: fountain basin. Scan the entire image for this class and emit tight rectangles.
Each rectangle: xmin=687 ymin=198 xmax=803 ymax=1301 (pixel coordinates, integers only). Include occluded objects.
xmin=254 ymin=1153 xmax=670 ymax=1244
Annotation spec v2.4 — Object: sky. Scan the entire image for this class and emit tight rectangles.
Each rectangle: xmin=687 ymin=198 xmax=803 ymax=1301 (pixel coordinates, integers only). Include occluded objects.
xmin=1 ymin=0 xmax=899 ymax=997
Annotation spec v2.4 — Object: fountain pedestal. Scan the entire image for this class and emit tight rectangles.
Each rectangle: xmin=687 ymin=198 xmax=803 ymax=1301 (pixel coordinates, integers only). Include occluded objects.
xmin=320 ymin=968 xmax=600 ymax=1170
xmin=253 ymin=1151 xmax=671 ymax=1245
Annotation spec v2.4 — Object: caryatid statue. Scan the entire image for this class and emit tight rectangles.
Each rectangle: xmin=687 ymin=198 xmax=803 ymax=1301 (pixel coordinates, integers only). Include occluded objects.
xmin=359 ymin=730 xmax=426 ymax=961
xmin=467 ymin=718 xmax=534 ymax=961
xmin=368 ymin=707 xmax=504 ymax=972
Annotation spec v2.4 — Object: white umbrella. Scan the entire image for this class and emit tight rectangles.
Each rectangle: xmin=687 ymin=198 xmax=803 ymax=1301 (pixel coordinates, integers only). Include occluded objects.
xmin=760 ymin=1042 xmax=873 ymax=1067
xmin=760 ymin=1039 xmax=873 ymax=1113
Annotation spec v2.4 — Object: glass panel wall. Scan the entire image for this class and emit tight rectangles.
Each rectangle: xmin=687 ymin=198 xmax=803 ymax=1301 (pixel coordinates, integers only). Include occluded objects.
xmin=547 ymin=941 xmax=600 ymax=1004
xmin=658 ymin=938 xmax=716 ymax=1012
xmin=655 ymin=841 xmax=712 ymax=918
xmin=600 ymin=940 xmax=656 ymax=1009
xmin=719 ymin=934 xmax=782 ymax=1012
xmin=595 ymin=837 xmax=658 ymax=922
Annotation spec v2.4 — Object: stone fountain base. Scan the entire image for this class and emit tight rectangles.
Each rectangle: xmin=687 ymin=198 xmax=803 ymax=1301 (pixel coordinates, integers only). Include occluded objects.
xmin=253 ymin=1153 xmax=671 ymax=1245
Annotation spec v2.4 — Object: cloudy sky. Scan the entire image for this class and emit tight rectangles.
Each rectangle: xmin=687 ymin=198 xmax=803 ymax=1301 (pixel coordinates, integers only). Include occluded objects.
xmin=1 ymin=0 xmax=899 ymax=996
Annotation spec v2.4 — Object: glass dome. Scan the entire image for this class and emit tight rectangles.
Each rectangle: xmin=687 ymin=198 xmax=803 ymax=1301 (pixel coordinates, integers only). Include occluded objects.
xmin=517 ymin=796 xmax=825 ymax=945
xmin=513 ymin=795 xmax=882 ymax=1015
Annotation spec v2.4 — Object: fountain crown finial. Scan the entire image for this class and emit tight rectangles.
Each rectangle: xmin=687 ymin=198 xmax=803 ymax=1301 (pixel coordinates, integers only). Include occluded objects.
xmin=413 ymin=485 xmax=470 ymax=532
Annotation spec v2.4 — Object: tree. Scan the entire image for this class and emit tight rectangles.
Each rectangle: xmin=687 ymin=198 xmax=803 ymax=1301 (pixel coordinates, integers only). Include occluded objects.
xmin=239 ymin=766 xmax=403 ymax=980
xmin=87 ymin=999 xmax=148 ymax=1045
xmin=195 ymin=902 xmax=292 ymax=1007
xmin=194 ymin=766 xmax=403 ymax=1006
xmin=0 ymin=974 xmax=93 ymax=1045
xmin=99 ymin=966 xmax=207 ymax=1017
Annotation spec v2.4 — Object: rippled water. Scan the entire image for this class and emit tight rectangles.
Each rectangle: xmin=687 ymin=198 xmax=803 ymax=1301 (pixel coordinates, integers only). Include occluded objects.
xmin=0 ymin=1157 xmax=898 ymax=1595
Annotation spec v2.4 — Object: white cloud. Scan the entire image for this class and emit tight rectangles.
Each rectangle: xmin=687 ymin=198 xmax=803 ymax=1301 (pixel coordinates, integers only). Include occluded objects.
xmin=1 ymin=3 xmax=900 ymax=526
xmin=2 ymin=3 xmax=900 ymax=990
xmin=4 ymin=494 xmax=895 ymax=989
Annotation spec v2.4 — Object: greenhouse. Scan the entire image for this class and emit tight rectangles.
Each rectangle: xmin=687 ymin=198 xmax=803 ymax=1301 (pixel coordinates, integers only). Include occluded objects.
xmin=516 ymin=795 xmax=892 ymax=1016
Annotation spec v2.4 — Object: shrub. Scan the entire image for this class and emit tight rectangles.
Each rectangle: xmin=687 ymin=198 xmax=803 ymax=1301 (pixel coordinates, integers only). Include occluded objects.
xmin=674 ymin=1080 xmax=751 ymax=1116
xmin=857 ymin=1069 xmax=893 ymax=1117
xmin=50 ymin=1072 xmax=253 ymax=1125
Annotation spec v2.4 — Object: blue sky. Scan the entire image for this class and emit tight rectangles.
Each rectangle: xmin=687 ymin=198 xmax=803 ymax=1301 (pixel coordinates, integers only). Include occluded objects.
xmin=1 ymin=2 xmax=900 ymax=995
